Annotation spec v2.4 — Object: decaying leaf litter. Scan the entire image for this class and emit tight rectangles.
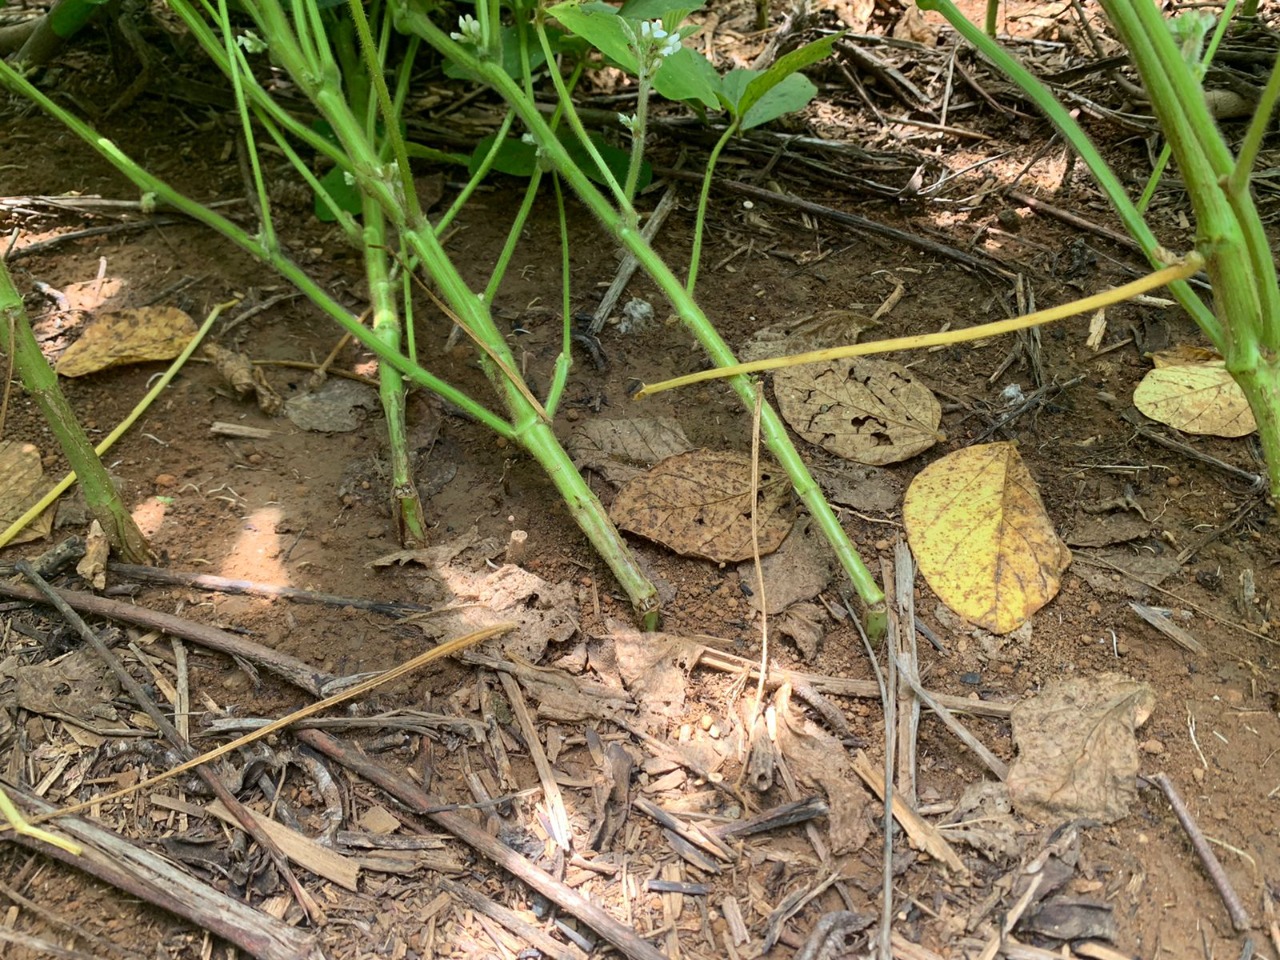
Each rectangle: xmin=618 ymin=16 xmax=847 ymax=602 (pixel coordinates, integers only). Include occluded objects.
xmin=1 ymin=2 xmax=1279 ymax=959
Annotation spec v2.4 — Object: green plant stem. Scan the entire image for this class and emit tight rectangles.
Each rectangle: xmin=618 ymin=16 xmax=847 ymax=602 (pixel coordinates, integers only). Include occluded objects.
xmin=1137 ymin=0 xmax=1236 ymax=215
xmin=984 ymin=0 xmax=998 ymax=36
xmin=171 ymin=0 xmax=349 ymax=169
xmin=218 ymin=0 xmax=277 ymax=251
xmin=485 ymin=168 xmax=544 ymax=303
xmin=1101 ymin=0 xmax=1279 ymax=350
xmin=920 ymin=0 xmax=1224 ymax=348
xmin=365 ymin=201 xmax=429 ymax=546
xmin=435 ymin=110 xmax=517 ymax=236
xmin=0 ymin=61 xmax=517 ymax=441
xmin=623 ymin=71 xmax=652 ymax=205
xmin=687 ymin=120 xmax=738 ymax=294
xmin=0 ymin=261 xmax=152 ymax=562
xmin=545 ymin=173 xmax=573 ymax=417
xmin=1229 ymin=52 xmax=1280 ymax=201
xmin=534 ymin=19 xmax=633 ymax=219
xmin=405 ymin=9 xmax=886 ymax=630
xmin=347 ymin=0 xmax=423 ymax=226
xmin=245 ymin=4 xmax=659 ymax=620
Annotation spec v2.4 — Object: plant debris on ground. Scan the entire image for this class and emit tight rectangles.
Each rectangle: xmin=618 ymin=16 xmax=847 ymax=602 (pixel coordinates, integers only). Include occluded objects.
xmin=0 ymin=1 xmax=1278 ymax=959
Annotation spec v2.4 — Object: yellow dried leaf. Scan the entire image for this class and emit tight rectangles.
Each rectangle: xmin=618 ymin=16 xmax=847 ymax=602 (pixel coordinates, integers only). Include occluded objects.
xmin=0 ymin=440 xmax=53 ymax=544
xmin=1133 ymin=363 xmax=1256 ymax=437
xmin=774 ymin=357 xmax=942 ymax=466
xmin=609 ymin=450 xmax=792 ymax=563
xmin=56 ymin=306 xmax=198 ymax=377
xmin=903 ymin=442 xmax=1070 ymax=634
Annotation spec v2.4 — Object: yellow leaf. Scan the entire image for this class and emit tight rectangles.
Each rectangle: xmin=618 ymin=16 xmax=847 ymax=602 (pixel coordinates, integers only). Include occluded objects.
xmin=56 ymin=306 xmax=198 ymax=377
xmin=1133 ymin=363 xmax=1256 ymax=437
xmin=903 ymin=442 xmax=1070 ymax=633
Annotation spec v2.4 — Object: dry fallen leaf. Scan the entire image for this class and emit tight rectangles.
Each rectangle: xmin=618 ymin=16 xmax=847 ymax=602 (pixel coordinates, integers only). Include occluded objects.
xmin=77 ymin=519 xmax=110 ymax=590
xmin=567 ymin=417 xmax=693 ymax=485
xmin=610 ymin=450 xmax=791 ymax=563
xmin=736 ymin=518 xmax=834 ymax=615
xmin=775 ymin=357 xmax=941 ymax=466
xmin=56 ymin=306 xmax=198 ymax=377
xmin=1133 ymin=362 xmax=1256 ymax=437
xmin=737 ymin=310 xmax=874 ymax=364
xmin=0 ymin=439 xmax=53 ymax=544
xmin=903 ymin=442 xmax=1071 ymax=633
xmin=1006 ymin=674 xmax=1154 ymax=825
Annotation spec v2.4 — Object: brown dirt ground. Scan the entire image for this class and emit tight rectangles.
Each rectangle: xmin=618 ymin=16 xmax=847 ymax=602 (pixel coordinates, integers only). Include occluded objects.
xmin=1 ymin=2 xmax=1279 ymax=959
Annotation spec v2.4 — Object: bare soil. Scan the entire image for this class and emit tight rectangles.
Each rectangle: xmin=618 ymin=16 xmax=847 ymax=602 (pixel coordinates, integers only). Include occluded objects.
xmin=1 ymin=3 xmax=1278 ymax=959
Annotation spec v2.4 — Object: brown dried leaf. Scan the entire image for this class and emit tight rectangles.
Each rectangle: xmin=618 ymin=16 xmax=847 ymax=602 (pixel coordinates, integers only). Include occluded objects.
xmin=774 ymin=684 xmax=870 ymax=854
xmin=205 ymin=343 xmax=256 ymax=395
xmin=610 ymin=450 xmax=791 ymax=563
xmin=568 ymin=417 xmax=693 ymax=485
xmin=1007 ymin=674 xmax=1154 ymax=825
xmin=775 ymin=357 xmax=941 ymax=466
xmin=612 ymin=628 xmax=699 ymax=725
xmin=56 ymin=306 xmax=197 ymax=377
xmin=0 ymin=440 xmax=52 ymax=544
xmin=736 ymin=518 xmax=834 ymax=615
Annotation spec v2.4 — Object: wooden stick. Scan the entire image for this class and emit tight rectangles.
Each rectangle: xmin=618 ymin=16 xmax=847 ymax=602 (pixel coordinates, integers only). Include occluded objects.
xmin=851 ymin=749 xmax=967 ymax=876
xmin=1148 ymin=772 xmax=1251 ymax=931
xmin=497 ymin=671 xmax=571 ymax=851
xmin=17 ymin=562 xmax=323 ymax=923
xmin=690 ymin=645 xmax=1016 ymax=719
xmin=3 ymin=787 xmax=321 ymax=960
xmin=106 ymin=562 xmax=436 ymax=617
xmin=0 ymin=580 xmax=333 ymax=696
xmin=438 ymin=878 xmax=587 ymax=960
xmin=295 ymin=728 xmax=670 ymax=960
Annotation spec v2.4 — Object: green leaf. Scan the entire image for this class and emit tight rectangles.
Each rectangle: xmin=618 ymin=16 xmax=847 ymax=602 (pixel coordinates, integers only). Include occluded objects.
xmin=314 ymin=166 xmax=362 ymax=223
xmin=444 ymin=24 xmax=549 ymax=80
xmin=653 ymin=47 xmax=721 ymax=108
xmin=548 ymin=1 xmax=639 ymax=72
xmin=618 ymin=0 xmax=701 ymax=21
xmin=469 ymin=135 xmax=539 ymax=178
xmin=568 ymin=133 xmax=653 ymax=190
xmin=736 ymin=32 xmax=839 ymax=120
xmin=468 ymin=132 xmax=651 ymax=190
xmin=718 ymin=68 xmax=755 ymax=113
xmin=741 ymin=73 xmax=816 ymax=128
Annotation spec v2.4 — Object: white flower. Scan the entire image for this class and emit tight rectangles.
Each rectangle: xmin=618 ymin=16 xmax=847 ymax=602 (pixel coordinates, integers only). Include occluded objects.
xmin=521 ymin=132 xmax=536 ymax=145
xmin=638 ymin=20 xmax=668 ymax=42
xmin=237 ymin=30 xmax=268 ymax=54
xmin=450 ymin=14 xmax=483 ymax=43
xmin=636 ymin=19 xmax=680 ymax=67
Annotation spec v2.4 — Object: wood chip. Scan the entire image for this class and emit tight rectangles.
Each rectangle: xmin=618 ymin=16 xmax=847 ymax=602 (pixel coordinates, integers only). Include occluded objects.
xmin=205 ymin=799 xmax=361 ymax=891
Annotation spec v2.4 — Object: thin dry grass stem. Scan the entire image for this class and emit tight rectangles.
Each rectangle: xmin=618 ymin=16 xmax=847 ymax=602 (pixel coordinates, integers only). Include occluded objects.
xmin=893 ymin=541 xmax=921 ymax=808
xmin=886 ymin=546 xmax=1009 ymax=781
xmin=22 ymin=623 xmax=514 ymax=829
xmin=749 ymin=381 xmax=770 ymax=718
xmin=172 ymin=638 xmax=190 ymax=742
xmin=497 ymin=671 xmax=572 ymax=851
xmin=878 ymin=557 xmax=898 ymax=959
